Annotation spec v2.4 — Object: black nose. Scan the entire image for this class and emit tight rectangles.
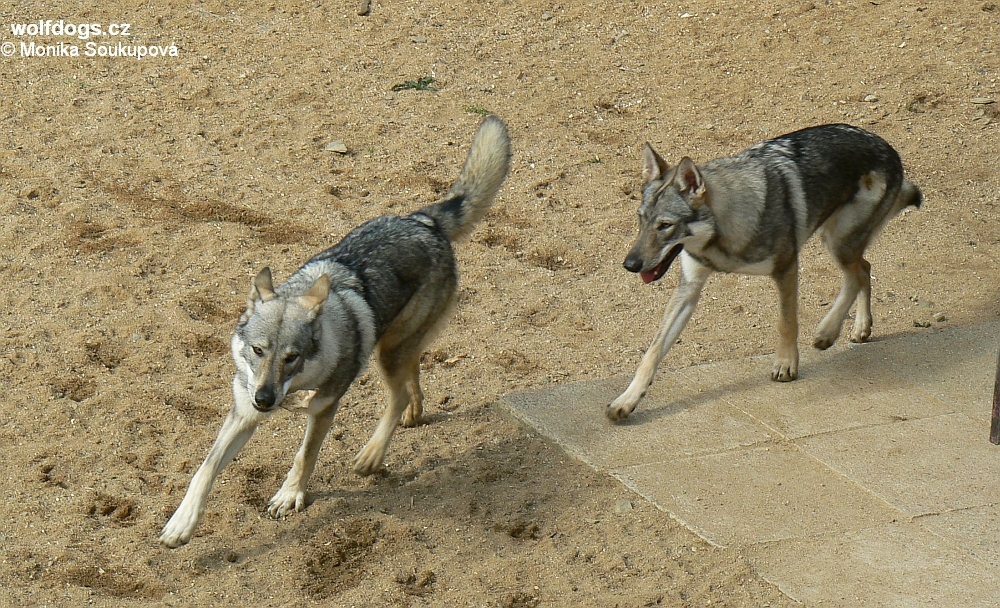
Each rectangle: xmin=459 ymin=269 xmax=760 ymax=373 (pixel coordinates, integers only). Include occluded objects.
xmin=623 ymin=254 xmax=643 ymax=273
xmin=254 ymin=387 xmax=275 ymax=410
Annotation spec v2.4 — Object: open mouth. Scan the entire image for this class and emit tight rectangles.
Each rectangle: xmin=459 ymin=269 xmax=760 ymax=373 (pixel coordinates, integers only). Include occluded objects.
xmin=639 ymin=244 xmax=683 ymax=284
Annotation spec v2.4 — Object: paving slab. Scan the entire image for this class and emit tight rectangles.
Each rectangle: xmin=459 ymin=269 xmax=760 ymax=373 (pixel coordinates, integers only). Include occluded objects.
xmin=500 ymin=321 xmax=1000 ymax=606
xmin=747 ymin=520 xmax=1000 ymax=607
xmin=682 ymin=349 xmax=955 ymax=440
xmin=846 ymin=323 xmax=999 ymax=423
xmin=919 ymin=504 xmax=1000 ymax=570
xmin=799 ymin=412 xmax=1000 ymax=515
xmin=504 ymin=372 xmax=773 ymax=470
xmin=614 ymin=443 xmax=898 ymax=547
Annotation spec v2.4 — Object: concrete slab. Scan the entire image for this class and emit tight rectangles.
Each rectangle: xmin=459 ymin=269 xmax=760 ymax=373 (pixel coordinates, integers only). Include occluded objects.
xmin=500 ymin=321 xmax=1000 ymax=606
xmin=682 ymin=349 xmax=954 ymax=440
xmin=503 ymin=373 xmax=773 ymax=470
xmin=846 ymin=323 xmax=1000 ymax=423
xmin=747 ymin=521 xmax=1000 ymax=607
xmin=613 ymin=442 xmax=899 ymax=548
xmin=799 ymin=413 xmax=1000 ymax=516
xmin=919 ymin=504 xmax=1000 ymax=570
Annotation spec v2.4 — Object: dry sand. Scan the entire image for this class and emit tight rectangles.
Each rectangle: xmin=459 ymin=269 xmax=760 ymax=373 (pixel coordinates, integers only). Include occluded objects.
xmin=2 ymin=0 xmax=998 ymax=605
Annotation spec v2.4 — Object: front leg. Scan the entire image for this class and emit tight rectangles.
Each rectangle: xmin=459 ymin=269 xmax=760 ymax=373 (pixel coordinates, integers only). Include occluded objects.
xmin=607 ymin=253 xmax=712 ymax=422
xmin=771 ymin=263 xmax=800 ymax=382
xmin=268 ymin=394 xmax=340 ymax=517
xmin=160 ymin=395 xmax=262 ymax=548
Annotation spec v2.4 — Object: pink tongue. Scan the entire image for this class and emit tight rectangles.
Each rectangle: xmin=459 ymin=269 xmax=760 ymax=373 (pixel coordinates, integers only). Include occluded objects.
xmin=640 ymin=269 xmax=659 ymax=284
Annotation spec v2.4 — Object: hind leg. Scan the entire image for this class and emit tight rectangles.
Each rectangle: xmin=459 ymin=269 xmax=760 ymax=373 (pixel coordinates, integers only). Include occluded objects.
xmin=813 ymin=170 xmax=914 ymax=349
xmin=814 ymin=256 xmax=870 ymax=349
xmin=353 ymin=347 xmax=420 ymax=476
xmin=849 ymin=258 xmax=873 ymax=343
xmin=813 ymin=204 xmax=878 ymax=350
xmin=353 ymin=283 xmax=455 ymax=474
xmin=401 ymin=369 xmax=424 ymax=428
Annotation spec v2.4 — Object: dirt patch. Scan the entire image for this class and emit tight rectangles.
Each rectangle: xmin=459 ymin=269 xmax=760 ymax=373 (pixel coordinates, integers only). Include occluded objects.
xmin=301 ymin=518 xmax=383 ymax=598
xmin=62 ymin=565 xmax=167 ymax=600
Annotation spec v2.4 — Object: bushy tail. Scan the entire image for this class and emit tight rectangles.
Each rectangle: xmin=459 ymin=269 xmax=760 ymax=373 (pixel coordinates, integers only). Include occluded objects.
xmin=900 ymin=179 xmax=923 ymax=210
xmin=419 ymin=116 xmax=511 ymax=242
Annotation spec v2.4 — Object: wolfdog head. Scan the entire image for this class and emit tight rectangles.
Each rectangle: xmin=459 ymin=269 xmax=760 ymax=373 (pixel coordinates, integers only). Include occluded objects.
xmin=233 ymin=268 xmax=330 ymax=412
xmin=624 ymin=144 xmax=710 ymax=283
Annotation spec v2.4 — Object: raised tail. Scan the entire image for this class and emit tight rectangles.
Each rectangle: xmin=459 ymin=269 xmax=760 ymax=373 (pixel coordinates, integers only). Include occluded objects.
xmin=418 ymin=116 xmax=511 ymax=242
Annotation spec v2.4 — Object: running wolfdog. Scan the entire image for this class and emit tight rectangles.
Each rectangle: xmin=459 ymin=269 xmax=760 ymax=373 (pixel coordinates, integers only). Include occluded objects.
xmin=160 ymin=116 xmax=511 ymax=546
xmin=608 ymin=124 xmax=921 ymax=421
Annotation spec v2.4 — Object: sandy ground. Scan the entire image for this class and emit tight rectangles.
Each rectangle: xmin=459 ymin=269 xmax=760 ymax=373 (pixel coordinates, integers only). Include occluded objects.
xmin=1 ymin=0 xmax=998 ymax=605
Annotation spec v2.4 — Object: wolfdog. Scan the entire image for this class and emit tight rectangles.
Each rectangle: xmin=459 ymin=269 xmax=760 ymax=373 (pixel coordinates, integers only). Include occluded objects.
xmin=607 ymin=124 xmax=921 ymax=421
xmin=160 ymin=116 xmax=511 ymax=547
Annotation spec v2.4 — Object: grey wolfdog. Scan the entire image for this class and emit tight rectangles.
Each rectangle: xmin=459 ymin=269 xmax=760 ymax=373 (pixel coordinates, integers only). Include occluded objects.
xmin=607 ymin=124 xmax=922 ymax=422
xmin=160 ymin=116 xmax=511 ymax=547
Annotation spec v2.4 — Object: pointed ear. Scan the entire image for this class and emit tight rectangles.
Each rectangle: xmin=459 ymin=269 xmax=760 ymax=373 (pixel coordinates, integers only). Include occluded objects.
xmin=298 ymin=274 xmax=330 ymax=316
xmin=239 ymin=267 xmax=275 ymax=325
xmin=673 ymin=157 xmax=708 ymax=207
xmin=252 ymin=267 xmax=276 ymax=302
xmin=642 ymin=143 xmax=670 ymax=184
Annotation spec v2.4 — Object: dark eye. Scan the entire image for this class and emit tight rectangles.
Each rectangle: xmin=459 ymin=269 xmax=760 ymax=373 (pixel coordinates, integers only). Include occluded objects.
xmin=285 ymin=354 xmax=299 ymax=366
xmin=252 ymin=346 xmax=264 ymax=357
xmin=657 ymin=221 xmax=674 ymax=231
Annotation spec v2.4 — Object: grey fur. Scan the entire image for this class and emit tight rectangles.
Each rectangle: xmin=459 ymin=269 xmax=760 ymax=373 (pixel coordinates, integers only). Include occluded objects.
xmin=160 ymin=116 xmax=511 ymax=547
xmin=609 ymin=124 xmax=921 ymax=422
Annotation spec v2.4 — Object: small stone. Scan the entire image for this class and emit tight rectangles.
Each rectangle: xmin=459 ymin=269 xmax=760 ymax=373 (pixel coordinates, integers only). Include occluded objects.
xmin=409 ymin=35 xmax=427 ymax=44
xmin=541 ymin=11 xmax=553 ymax=20
xmin=971 ymin=97 xmax=995 ymax=105
xmin=20 ymin=186 xmax=39 ymax=199
xmin=932 ymin=312 xmax=947 ymax=322
xmin=821 ymin=37 xmax=831 ymax=45
xmin=864 ymin=94 xmax=879 ymax=103
xmin=615 ymin=499 xmax=633 ymax=514
xmin=324 ymin=140 xmax=348 ymax=154
xmin=913 ymin=320 xmax=932 ymax=328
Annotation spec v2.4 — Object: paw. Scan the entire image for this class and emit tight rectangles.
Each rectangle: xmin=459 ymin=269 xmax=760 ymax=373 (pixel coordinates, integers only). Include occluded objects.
xmin=159 ymin=509 xmax=197 ymax=548
xmin=267 ymin=485 xmax=307 ymax=518
xmin=850 ymin=320 xmax=872 ymax=343
xmin=401 ymin=404 xmax=422 ymax=428
xmin=606 ymin=395 xmax=638 ymax=422
xmin=771 ymin=359 xmax=799 ymax=382
xmin=353 ymin=444 xmax=386 ymax=477
xmin=812 ymin=334 xmax=836 ymax=350
xmin=849 ymin=329 xmax=871 ymax=343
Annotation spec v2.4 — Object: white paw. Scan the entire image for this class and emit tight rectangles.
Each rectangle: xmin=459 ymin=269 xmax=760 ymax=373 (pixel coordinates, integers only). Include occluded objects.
xmin=159 ymin=507 xmax=198 ymax=548
xmin=606 ymin=394 xmax=638 ymax=422
xmin=267 ymin=485 xmax=307 ymax=518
